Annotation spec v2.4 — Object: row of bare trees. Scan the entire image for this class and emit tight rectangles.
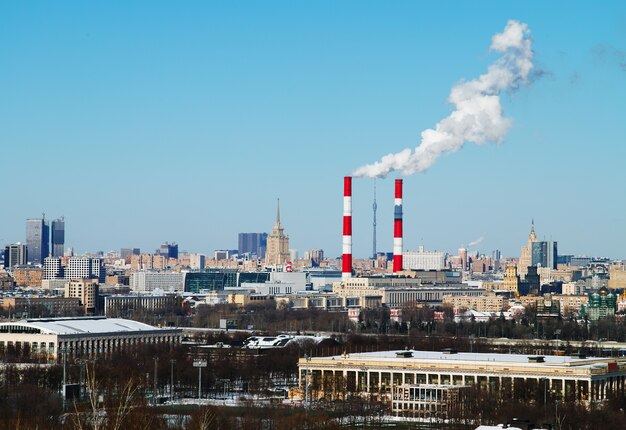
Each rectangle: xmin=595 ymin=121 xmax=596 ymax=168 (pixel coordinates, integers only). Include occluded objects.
xmin=186 ymin=300 xmax=626 ymax=343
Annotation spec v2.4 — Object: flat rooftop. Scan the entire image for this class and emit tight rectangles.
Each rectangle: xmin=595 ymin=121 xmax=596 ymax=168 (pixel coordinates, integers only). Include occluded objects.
xmin=304 ymin=349 xmax=624 ymax=370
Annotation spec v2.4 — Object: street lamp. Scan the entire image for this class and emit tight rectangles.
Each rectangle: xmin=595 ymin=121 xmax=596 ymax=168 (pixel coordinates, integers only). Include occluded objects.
xmin=60 ymin=347 xmax=68 ymax=412
xmin=153 ymin=357 xmax=159 ymax=405
xmin=193 ymin=358 xmax=207 ymax=399
xmin=555 ymin=399 xmax=560 ymax=428
xmin=304 ymin=354 xmax=311 ymax=408
xmin=170 ymin=359 xmax=176 ymax=402
xmin=218 ymin=378 xmax=229 ymax=402
xmin=540 ymin=378 xmax=547 ymax=411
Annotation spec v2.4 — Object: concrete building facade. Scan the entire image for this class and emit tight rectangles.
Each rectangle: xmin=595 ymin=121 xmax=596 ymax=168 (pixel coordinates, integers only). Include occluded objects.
xmin=332 ymin=277 xmax=484 ymax=308
xmin=298 ymin=349 xmax=626 ymax=404
xmin=0 ymin=317 xmax=181 ymax=360
xmin=64 ymin=279 xmax=98 ymax=313
xmin=64 ymin=257 xmax=104 ymax=283
xmin=3 ymin=243 xmax=28 ymax=268
xmin=403 ymin=246 xmax=446 ymax=271
xmin=43 ymin=257 xmax=63 ymax=280
xmin=130 ymin=271 xmax=184 ymax=292
xmin=442 ymin=295 xmax=506 ymax=313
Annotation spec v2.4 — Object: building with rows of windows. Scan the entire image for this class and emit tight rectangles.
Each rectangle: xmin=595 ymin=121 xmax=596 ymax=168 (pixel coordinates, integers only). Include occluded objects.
xmin=0 ymin=316 xmax=181 ymax=360
xmin=298 ymin=349 xmax=626 ymax=404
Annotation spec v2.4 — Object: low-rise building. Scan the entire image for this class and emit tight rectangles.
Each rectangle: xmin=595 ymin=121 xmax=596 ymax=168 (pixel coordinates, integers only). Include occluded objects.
xmin=41 ymin=279 xmax=69 ymax=290
xmin=275 ymin=293 xmax=344 ymax=310
xmin=0 ymin=272 xmax=14 ymax=290
xmin=553 ymin=294 xmax=588 ymax=316
xmin=1 ymin=297 xmax=82 ymax=317
xmin=103 ymin=294 xmax=182 ymax=317
xmin=0 ymin=316 xmax=181 ymax=360
xmin=333 ymin=276 xmax=483 ymax=309
xmin=240 ymin=281 xmax=296 ymax=296
xmin=131 ymin=254 xmax=166 ymax=271
xmin=13 ymin=266 xmax=43 ymax=287
xmin=298 ymin=349 xmax=626 ymax=404
xmin=442 ymin=295 xmax=505 ymax=313
xmin=382 ymin=287 xmax=485 ymax=308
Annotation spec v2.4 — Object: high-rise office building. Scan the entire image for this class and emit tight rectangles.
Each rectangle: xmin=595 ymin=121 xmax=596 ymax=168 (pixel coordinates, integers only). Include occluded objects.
xmin=26 ymin=217 xmax=49 ymax=265
xmin=238 ymin=233 xmax=268 ymax=259
xmin=3 ymin=243 xmax=28 ymax=268
xmin=531 ymin=241 xmax=558 ymax=269
xmin=158 ymin=242 xmax=178 ymax=259
xmin=51 ymin=217 xmax=65 ymax=257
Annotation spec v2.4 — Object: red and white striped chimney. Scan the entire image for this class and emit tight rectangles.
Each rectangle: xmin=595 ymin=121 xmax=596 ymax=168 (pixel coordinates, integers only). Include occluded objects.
xmin=342 ymin=176 xmax=352 ymax=280
xmin=393 ymin=179 xmax=403 ymax=273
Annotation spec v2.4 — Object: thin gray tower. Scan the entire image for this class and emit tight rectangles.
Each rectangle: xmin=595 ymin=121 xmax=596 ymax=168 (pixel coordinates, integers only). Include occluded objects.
xmin=372 ymin=180 xmax=377 ymax=259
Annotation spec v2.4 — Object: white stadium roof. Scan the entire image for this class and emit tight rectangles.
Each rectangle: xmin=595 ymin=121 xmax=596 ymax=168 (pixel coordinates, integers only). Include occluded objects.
xmin=0 ymin=317 xmax=168 ymax=335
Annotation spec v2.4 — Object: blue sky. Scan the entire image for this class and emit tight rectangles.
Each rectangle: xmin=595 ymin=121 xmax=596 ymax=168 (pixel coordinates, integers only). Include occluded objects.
xmin=1 ymin=1 xmax=625 ymax=259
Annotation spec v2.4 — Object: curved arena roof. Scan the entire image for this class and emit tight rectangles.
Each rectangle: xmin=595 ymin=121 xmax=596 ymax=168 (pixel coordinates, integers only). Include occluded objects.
xmin=0 ymin=317 xmax=167 ymax=335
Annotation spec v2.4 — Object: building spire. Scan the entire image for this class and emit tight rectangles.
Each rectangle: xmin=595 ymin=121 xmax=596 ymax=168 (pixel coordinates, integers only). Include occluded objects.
xmin=529 ymin=218 xmax=536 ymax=242
xmin=276 ymin=198 xmax=281 ymax=226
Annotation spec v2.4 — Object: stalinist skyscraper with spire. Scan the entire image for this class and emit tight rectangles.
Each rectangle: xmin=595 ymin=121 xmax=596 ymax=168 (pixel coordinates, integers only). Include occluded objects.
xmin=517 ymin=220 xmax=537 ymax=279
xmin=265 ymin=199 xmax=290 ymax=266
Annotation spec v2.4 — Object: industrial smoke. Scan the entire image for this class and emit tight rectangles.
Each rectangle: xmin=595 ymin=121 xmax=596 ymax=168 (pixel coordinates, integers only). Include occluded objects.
xmin=353 ymin=20 xmax=534 ymax=178
xmin=468 ymin=236 xmax=484 ymax=247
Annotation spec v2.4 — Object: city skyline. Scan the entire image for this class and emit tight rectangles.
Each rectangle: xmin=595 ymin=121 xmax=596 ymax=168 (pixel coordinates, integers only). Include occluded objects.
xmin=1 ymin=2 xmax=625 ymax=259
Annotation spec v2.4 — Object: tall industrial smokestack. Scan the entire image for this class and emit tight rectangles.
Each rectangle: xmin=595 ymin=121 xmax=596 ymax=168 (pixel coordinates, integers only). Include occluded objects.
xmin=393 ymin=179 xmax=403 ymax=273
xmin=342 ymin=176 xmax=352 ymax=280
xmin=372 ymin=181 xmax=377 ymax=259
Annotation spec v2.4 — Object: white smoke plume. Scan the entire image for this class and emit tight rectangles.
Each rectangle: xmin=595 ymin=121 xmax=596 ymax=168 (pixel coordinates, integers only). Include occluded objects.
xmin=353 ymin=20 xmax=534 ymax=178
xmin=468 ymin=236 xmax=484 ymax=247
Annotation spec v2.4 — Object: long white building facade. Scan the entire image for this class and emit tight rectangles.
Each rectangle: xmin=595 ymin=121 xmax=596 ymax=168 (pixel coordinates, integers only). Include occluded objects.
xmin=333 ymin=276 xmax=484 ymax=308
xmin=298 ymin=349 xmax=626 ymax=404
xmin=0 ymin=317 xmax=181 ymax=360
